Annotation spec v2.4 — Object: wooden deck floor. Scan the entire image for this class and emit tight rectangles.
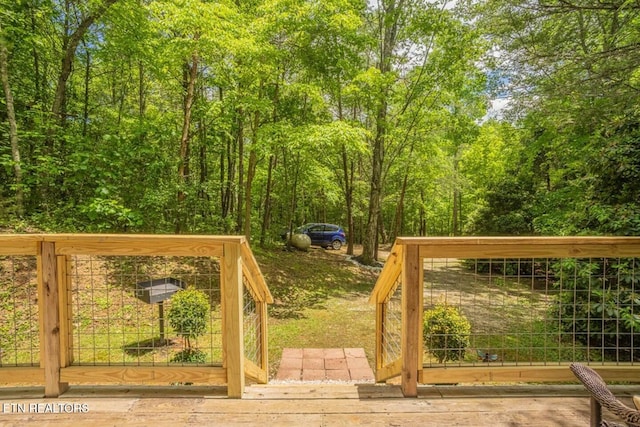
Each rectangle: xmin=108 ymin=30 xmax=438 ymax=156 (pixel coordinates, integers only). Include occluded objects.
xmin=2 ymin=383 xmax=638 ymax=426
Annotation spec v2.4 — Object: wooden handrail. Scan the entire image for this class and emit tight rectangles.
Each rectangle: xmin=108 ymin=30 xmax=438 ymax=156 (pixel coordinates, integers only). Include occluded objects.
xmin=0 ymin=234 xmax=41 ymax=255
xmin=369 ymin=242 xmax=403 ymax=304
xmin=397 ymin=236 xmax=640 ymax=258
xmin=240 ymin=240 xmax=274 ymax=304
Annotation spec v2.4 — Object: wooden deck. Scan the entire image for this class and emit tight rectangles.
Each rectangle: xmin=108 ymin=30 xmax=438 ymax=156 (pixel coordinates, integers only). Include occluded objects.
xmin=2 ymin=383 xmax=638 ymax=426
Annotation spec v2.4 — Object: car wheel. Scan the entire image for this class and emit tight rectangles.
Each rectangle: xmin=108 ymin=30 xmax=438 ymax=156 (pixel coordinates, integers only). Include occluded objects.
xmin=331 ymin=240 xmax=342 ymax=250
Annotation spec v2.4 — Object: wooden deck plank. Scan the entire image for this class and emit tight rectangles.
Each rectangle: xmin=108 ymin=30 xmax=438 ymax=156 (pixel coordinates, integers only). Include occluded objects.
xmin=0 ymin=396 xmax=591 ymax=426
xmin=1 ymin=384 xmax=628 ymax=426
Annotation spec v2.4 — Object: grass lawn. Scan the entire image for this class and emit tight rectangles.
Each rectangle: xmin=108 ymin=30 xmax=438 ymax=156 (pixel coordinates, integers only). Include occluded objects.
xmin=253 ymin=245 xmax=379 ymax=375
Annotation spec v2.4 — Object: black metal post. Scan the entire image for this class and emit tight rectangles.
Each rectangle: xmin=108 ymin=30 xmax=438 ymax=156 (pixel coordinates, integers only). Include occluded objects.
xmin=158 ymin=301 xmax=165 ymax=343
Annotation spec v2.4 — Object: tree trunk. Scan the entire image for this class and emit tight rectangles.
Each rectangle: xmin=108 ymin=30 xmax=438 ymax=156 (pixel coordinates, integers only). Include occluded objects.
xmin=0 ymin=33 xmax=24 ymax=217
xmin=361 ymin=104 xmax=385 ymax=264
xmin=197 ymin=100 xmax=210 ymax=219
xmin=342 ymin=145 xmax=356 ymax=255
xmin=260 ymin=154 xmax=276 ymax=247
xmin=452 ymin=156 xmax=460 ymax=236
xmin=235 ymin=110 xmax=244 ymax=233
xmin=361 ymin=0 xmax=402 ymax=265
xmin=222 ymin=131 xmax=236 ymax=225
xmin=176 ymin=54 xmax=199 ymax=233
xmin=243 ymin=109 xmax=262 ymax=240
xmin=336 ymin=80 xmax=356 ymax=255
xmin=452 ymin=187 xmax=458 ymax=236
xmin=138 ymin=61 xmax=146 ymax=118
xmin=30 ymin=10 xmax=42 ymax=107
xmin=81 ymin=43 xmax=90 ymax=137
xmin=243 ymin=148 xmax=257 ymax=240
xmin=419 ymin=189 xmax=426 ymax=236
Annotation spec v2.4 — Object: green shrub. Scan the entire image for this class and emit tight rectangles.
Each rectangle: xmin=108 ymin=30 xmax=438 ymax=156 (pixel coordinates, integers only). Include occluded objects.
xmin=167 ymin=288 xmax=209 ymax=349
xmin=423 ymin=303 xmax=471 ymax=363
xmin=170 ymin=348 xmax=206 ymax=364
xmin=553 ymin=258 xmax=640 ymax=361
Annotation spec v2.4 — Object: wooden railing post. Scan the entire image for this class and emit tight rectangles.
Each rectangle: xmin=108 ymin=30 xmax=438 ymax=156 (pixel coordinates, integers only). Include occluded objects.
xmin=58 ymin=255 xmax=73 ymax=367
xmin=222 ymin=242 xmax=245 ymax=398
xmin=401 ymin=243 xmax=422 ymax=397
xmin=39 ymin=241 xmax=68 ymax=397
xmin=258 ymin=301 xmax=269 ymax=379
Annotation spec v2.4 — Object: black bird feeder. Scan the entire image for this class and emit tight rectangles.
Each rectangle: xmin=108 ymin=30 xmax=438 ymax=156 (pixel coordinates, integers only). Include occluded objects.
xmin=135 ymin=277 xmax=186 ymax=342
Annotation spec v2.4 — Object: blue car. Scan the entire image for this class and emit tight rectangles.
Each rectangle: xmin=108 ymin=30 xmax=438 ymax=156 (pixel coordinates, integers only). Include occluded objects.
xmin=288 ymin=223 xmax=347 ymax=250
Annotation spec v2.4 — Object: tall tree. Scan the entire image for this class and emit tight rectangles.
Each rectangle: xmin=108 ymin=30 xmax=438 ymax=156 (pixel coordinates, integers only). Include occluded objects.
xmin=50 ymin=0 xmax=119 ymax=133
xmin=0 ymin=23 xmax=23 ymax=216
xmin=359 ymin=0 xmax=405 ymax=264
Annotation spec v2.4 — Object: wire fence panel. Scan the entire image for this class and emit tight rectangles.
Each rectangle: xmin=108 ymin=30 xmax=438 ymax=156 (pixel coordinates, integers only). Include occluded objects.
xmin=382 ymin=278 xmax=402 ymax=367
xmin=68 ymin=255 xmax=222 ymax=366
xmin=0 ymin=256 xmax=39 ymax=367
xmin=243 ymin=281 xmax=261 ymax=367
xmin=422 ymin=257 xmax=640 ymax=368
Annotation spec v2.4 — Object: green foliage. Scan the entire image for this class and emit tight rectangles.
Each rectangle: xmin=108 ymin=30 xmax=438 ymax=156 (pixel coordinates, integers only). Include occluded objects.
xmin=80 ymin=196 xmax=142 ymax=231
xmin=552 ymin=259 xmax=640 ymax=361
xmin=423 ymin=303 xmax=471 ymax=364
xmin=466 ymin=175 xmax=534 ymax=235
xmin=167 ymin=288 xmax=210 ymax=348
xmin=2 ymin=0 xmax=639 ymax=246
xmin=170 ymin=348 xmax=206 ymax=364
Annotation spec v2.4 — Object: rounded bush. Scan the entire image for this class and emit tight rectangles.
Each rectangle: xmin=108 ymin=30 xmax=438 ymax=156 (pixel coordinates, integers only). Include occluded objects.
xmin=167 ymin=288 xmax=209 ymax=348
xmin=170 ymin=348 xmax=206 ymax=364
xmin=423 ymin=303 xmax=471 ymax=363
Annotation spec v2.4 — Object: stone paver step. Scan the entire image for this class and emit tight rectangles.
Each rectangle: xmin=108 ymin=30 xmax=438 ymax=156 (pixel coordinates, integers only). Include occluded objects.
xmin=275 ymin=348 xmax=374 ymax=383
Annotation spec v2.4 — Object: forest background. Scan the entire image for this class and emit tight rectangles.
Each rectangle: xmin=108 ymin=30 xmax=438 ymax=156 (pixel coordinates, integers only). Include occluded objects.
xmin=1 ymin=0 xmax=639 ymax=263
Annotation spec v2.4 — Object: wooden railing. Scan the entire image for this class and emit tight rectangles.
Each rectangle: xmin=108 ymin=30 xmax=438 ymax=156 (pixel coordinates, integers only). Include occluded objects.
xmin=370 ymin=237 xmax=640 ymax=397
xmin=0 ymin=234 xmax=272 ymax=398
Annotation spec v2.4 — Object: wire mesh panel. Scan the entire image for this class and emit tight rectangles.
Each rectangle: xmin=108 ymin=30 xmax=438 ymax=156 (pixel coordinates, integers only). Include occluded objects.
xmin=422 ymin=257 xmax=640 ymax=368
xmin=243 ymin=280 xmax=261 ymax=367
xmin=382 ymin=278 xmax=402 ymax=367
xmin=68 ymin=255 xmax=222 ymax=366
xmin=0 ymin=256 xmax=39 ymax=367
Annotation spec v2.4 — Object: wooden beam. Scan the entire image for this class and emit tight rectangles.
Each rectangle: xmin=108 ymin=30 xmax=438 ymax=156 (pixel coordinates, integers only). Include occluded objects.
xmin=0 ymin=368 xmax=45 ymax=384
xmin=222 ymin=242 xmax=244 ymax=398
xmin=375 ymin=358 xmax=402 ymax=383
xmin=401 ymin=243 xmax=422 ymax=397
xmin=39 ymin=241 xmax=68 ymax=397
xmin=420 ymin=365 xmax=640 ymax=384
xmin=37 ymin=253 xmax=44 ymax=370
xmin=57 ymin=255 xmax=72 ymax=367
xmin=60 ymin=366 xmax=226 ymax=384
xmin=244 ymin=358 xmax=268 ymax=384
xmin=0 ymin=235 xmax=41 ymax=255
